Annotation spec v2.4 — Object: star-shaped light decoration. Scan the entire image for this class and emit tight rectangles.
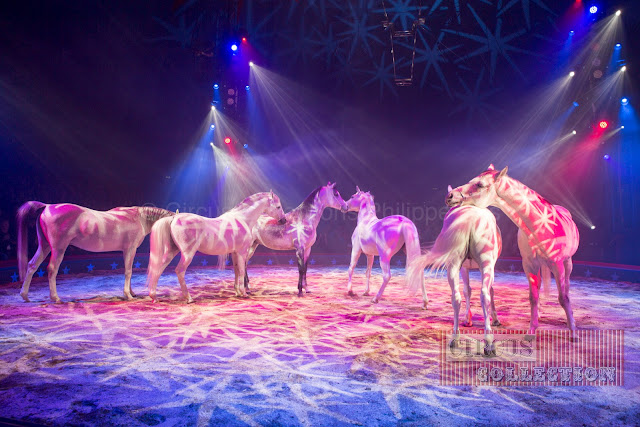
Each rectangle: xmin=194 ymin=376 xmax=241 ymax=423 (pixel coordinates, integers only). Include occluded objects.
xmin=585 ymin=269 xmax=592 ymax=278
xmin=10 ymin=271 xmax=19 ymax=282
xmin=337 ymin=2 xmax=383 ymax=59
xmin=289 ymin=259 xmax=295 ymax=265
xmin=110 ymin=262 xmax=118 ymax=270
xmin=396 ymin=259 xmax=403 ymax=266
xmin=611 ymin=273 xmax=619 ymax=281
xmin=498 ymin=0 xmax=555 ymax=29
xmin=134 ymin=261 xmax=142 ymax=269
xmin=62 ymin=266 xmax=70 ymax=275
xmin=310 ymin=259 xmax=316 ymax=265
xmin=510 ymin=264 xmax=516 ymax=272
xmin=359 ymin=53 xmax=399 ymax=99
xmin=331 ymin=259 xmax=337 ymax=265
xmin=37 ymin=269 xmax=45 ymax=278
xmin=201 ymin=259 xmax=208 ymax=266
xmin=86 ymin=263 xmax=94 ymax=272
xmin=267 ymin=259 xmax=273 ymax=265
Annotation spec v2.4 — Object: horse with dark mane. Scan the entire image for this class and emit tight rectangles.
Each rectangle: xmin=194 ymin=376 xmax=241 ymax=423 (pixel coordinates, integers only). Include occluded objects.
xmin=17 ymin=202 xmax=175 ymax=303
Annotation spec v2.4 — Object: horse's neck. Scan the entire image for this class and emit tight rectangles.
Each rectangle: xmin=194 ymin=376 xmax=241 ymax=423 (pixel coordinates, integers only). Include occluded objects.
xmin=300 ymin=194 xmax=326 ymax=228
xmin=228 ymin=199 xmax=268 ymax=227
xmin=138 ymin=207 xmax=173 ymax=233
xmin=494 ymin=176 xmax=552 ymax=238
xmin=357 ymin=200 xmax=378 ymax=224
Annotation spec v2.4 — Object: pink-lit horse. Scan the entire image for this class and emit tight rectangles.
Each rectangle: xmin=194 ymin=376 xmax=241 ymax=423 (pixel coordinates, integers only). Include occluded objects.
xmin=409 ymin=192 xmax=502 ymax=347
xmin=17 ymin=202 xmax=175 ymax=303
xmin=447 ymin=165 xmax=579 ymax=337
xmin=345 ymin=188 xmax=427 ymax=308
xmin=245 ymin=182 xmax=348 ymax=297
xmin=147 ymin=191 xmax=286 ymax=303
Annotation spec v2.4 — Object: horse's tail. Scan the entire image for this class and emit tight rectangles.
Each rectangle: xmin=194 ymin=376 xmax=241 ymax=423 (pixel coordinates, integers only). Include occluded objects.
xmin=17 ymin=201 xmax=46 ymax=281
xmin=401 ymin=221 xmax=424 ymax=294
xmin=147 ymin=216 xmax=177 ymax=295
xmin=217 ymin=254 xmax=228 ymax=271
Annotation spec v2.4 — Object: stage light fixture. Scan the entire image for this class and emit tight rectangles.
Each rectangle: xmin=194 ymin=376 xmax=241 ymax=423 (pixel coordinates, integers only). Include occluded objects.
xmin=616 ymin=10 xmax=621 ymax=16
xmin=249 ymin=61 xmax=254 ymax=67
xmin=621 ymin=125 xmax=625 ymax=129
xmin=569 ymin=71 xmax=575 ymax=77
xmin=231 ymin=44 xmax=238 ymax=52
xmin=210 ymin=125 xmax=215 ymax=129
xmin=599 ymin=121 xmax=608 ymax=129
xmin=621 ymin=66 xmax=626 ymax=72
xmin=243 ymin=144 xmax=248 ymax=149
xmin=214 ymin=84 xmax=219 ymax=89
xmin=589 ymin=6 xmax=598 ymax=14
xmin=224 ymin=137 xmax=232 ymax=144
xmin=569 ymin=30 xmax=575 ymax=36
xmin=615 ymin=43 xmax=621 ymax=48
xmin=572 ymin=130 xmax=577 ymax=135
xmin=245 ymin=85 xmax=250 ymax=90
xmin=211 ymin=105 xmax=215 ymax=110
xmin=590 ymin=225 xmax=597 ymax=229
xmin=242 ymin=37 xmax=247 ymax=43
xmin=573 ymin=101 xmax=579 ymax=107
xmin=210 ymin=142 xmax=214 ymax=147
xmin=603 ymin=155 xmax=610 ymax=160
xmin=621 ymin=97 xmax=628 ymax=105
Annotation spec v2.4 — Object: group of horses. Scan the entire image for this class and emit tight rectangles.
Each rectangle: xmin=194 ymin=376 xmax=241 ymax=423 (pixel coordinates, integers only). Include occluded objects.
xmin=16 ymin=165 xmax=579 ymax=343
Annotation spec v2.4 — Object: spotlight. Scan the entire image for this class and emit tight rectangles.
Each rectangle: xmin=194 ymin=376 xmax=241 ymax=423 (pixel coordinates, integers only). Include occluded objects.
xmin=243 ymin=144 xmax=248 ymax=149
xmin=211 ymin=105 xmax=215 ymax=110
xmin=572 ymin=130 xmax=577 ymax=135
xmin=210 ymin=142 xmax=214 ymax=147
xmin=569 ymin=30 xmax=575 ymax=36
xmin=616 ymin=10 xmax=621 ymax=16
xmin=589 ymin=6 xmax=598 ymax=14
xmin=621 ymin=97 xmax=628 ymax=105
xmin=242 ymin=37 xmax=247 ymax=43
xmin=569 ymin=71 xmax=575 ymax=77
xmin=603 ymin=154 xmax=610 ymax=160
xmin=231 ymin=44 xmax=238 ymax=52
xmin=214 ymin=83 xmax=219 ymax=89
xmin=245 ymin=85 xmax=250 ymax=90
xmin=224 ymin=137 xmax=231 ymax=144
xmin=249 ymin=61 xmax=254 ymax=67
xmin=621 ymin=66 xmax=626 ymax=72
xmin=615 ymin=43 xmax=621 ymax=48
xmin=590 ymin=225 xmax=596 ymax=230
xmin=573 ymin=101 xmax=579 ymax=107
xmin=210 ymin=124 xmax=215 ymax=129
xmin=599 ymin=121 xmax=608 ymax=129
xmin=621 ymin=125 xmax=625 ymax=129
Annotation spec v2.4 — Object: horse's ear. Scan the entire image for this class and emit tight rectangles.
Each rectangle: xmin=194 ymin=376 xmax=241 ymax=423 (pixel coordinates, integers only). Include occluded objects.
xmin=497 ymin=166 xmax=508 ymax=180
xmin=447 ymin=185 xmax=453 ymax=193
xmin=330 ymin=182 xmax=336 ymax=188
xmin=270 ymin=189 xmax=274 ymax=199
xmin=488 ymin=164 xmax=495 ymax=171
xmin=356 ymin=185 xmax=360 ymax=193
xmin=176 ymin=209 xmax=179 ymax=214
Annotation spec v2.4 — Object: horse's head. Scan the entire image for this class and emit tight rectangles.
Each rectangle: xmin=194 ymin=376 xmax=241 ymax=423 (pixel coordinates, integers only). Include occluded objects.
xmin=346 ymin=186 xmax=374 ymax=212
xmin=320 ymin=182 xmax=348 ymax=212
xmin=446 ymin=164 xmax=508 ymax=209
xmin=264 ymin=190 xmax=287 ymax=224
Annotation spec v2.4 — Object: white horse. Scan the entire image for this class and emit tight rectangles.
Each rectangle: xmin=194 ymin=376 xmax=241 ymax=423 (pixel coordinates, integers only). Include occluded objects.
xmin=345 ymin=187 xmax=428 ymax=308
xmin=147 ymin=191 xmax=285 ymax=303
xmin=17 ymin=202 xmax=175 ymax=303
xmin=447 ymin=165 xmax=579 ymax=337
xmin=409 ymin=190 xmax=502 ymax=348
xmin=244 ymin=182 xmax=348 ymax=297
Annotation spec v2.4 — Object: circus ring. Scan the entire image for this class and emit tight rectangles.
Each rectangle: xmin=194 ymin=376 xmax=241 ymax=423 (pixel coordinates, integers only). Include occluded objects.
xmin=0 ymin=254 xmax=639 ymax=426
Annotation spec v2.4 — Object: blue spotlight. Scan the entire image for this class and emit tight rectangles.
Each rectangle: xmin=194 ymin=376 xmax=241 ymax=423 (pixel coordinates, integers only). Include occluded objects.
xmin=245 ymin=85 xmax=250 ymax=91
xmin=603 ymin=154 xmax=610 ymax=160
xmin=621 ymin=97 xmax=628 ymax=105
xmin=569 ymin=30 xmax=575 ymax=36
xmin=615 ymin=43 xmax=621 ymax=49
xmin=213 ymin=83 xmax=219 ymax=89
xmin=589 ymin=6 xmax=598 ymax=14
xmin=210 ymin=124 xmax=215 ymax=130
xmin=243 ymin=144 xmax=248 ymax=149
xmin=573 ymin=101 xmax=579 ymax=107
xmin=231 ymin=44 xmax=238 ymax=52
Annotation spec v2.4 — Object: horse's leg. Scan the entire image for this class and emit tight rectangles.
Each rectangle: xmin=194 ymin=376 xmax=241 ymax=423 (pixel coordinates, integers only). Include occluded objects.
xmin=541 ymin=265 xmax=551 ymax=298
xmin=20 ymin=225 xmax=51 ymax=302
xmin=372 ymin=255 xmax=391 ymax=304
xmin=522 ymin=258 xmax=541 ymax=335
xmin=302 ymin=246 xmax=312 ymax=293
xmin=363 ymin=255 xmax=374 ymax=296
xmin=122 ymin=246 xmax=137 ymax=300
xmin=489 ymin=284 xmax=501 ymax=326
xmin=244 ymin=241 xmax=259 ymax=292
xmin=174 ymin=252 xmax=195 ymax=303
xmin=46 ymin=246 xmax=68 ymax=304
xmin=460 ymin=266 xmax=473 ymax=327
xmin=295 ymin=248 xmax=305 ymax=297
xmin=448 ymin=264 xmax=462 ymax=348
xmin=149 ymin=248 xmax=179 ymax=303
xmin=558 ymin=258 xmax=577 ymax=339
xmin=234 ymin=252 xmax=248 ymax=297
xmin=479 ymin=262 xmax=495 ymax=354
xmin=346 ymin=246 xmax=362 ymax=296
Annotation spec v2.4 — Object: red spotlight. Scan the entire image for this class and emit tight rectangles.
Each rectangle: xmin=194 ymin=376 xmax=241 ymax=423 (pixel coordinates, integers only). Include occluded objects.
xmin=599 ymin=121 xmax=608 ymax=129
xmin=224 ymin=137 xmax=232 ymax=144
xmin=242 ymin=37 xmax=247 ymax=43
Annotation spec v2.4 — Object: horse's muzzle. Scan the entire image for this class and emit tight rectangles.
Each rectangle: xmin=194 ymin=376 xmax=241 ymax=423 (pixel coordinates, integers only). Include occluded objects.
xmin=278 ymin=217 xmax=287 ymax=225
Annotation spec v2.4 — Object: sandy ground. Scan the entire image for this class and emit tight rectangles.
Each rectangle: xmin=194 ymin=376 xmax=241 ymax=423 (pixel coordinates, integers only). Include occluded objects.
xmin=0 ymin=265 xmax=638 ymax=426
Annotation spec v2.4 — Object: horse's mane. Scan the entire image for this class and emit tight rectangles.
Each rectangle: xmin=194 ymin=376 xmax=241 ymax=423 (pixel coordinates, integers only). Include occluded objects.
xmin=138 ymin=206 xmax=175 ymax=223
xmin=231 ymin=192 xmax=270 ymax=211
xmin=295 ymin=186 xmax=323 ymax=215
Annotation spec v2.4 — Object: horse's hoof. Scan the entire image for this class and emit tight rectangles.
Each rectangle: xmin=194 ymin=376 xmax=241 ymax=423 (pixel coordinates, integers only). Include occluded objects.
xmin=186 ymin=298 xmax=195 ymax=304
xmin=297 ymin=291 xmax=303 ymax=297
xmin=53 ymin=298 xmax=63 ymax=304
xmin=347 ymin=290 xmax=355 ymax=296
xmin=449 ymin=339 xmax=458 ymax=349
xmin=484 ymin=347 xmax=497 ymax=357
xmin=362 ymin=291 xmax=370 ymax=296
xmin=491 ymin=320 xmax=502 ymax=327
xmin=422 ymin=303 xmax=428 ymax=311
xmin=371 ymin=298 xmax=378 ymax=304
xmin=20 ymin=293 xmax=30 ymax=303
xmin=130 ymin=292 xmax=137 ymax=298
xmin=304 ymin=290 xmax=311 ymax=294
xmin=462 ymin=321 xmax=473 ymax=327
